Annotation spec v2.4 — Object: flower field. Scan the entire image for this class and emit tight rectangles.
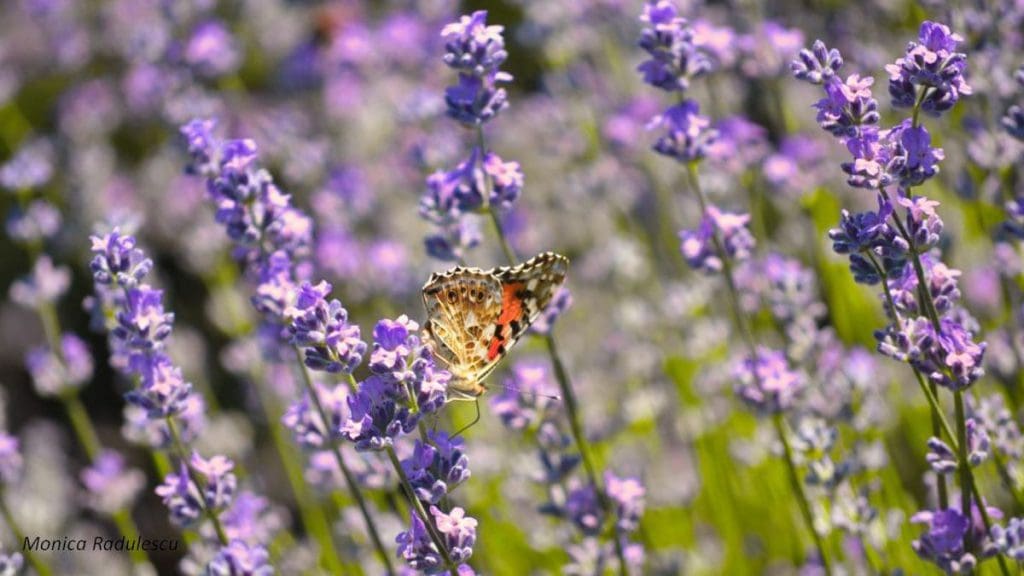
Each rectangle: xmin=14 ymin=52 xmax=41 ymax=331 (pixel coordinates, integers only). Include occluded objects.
xmin=0 ymin=0 xmax=1023 ymax=574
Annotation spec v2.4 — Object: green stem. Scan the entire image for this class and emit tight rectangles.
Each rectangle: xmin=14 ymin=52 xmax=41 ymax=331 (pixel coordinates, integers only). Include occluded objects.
xmin=0 ymin=488 xmax=53 ymax=576
xmin=384 ymin=446 xmax=456 ymax=571
xmin=165 ymin=417 xmax=231 ymax=546
xmin=476 ymin=125 xmax=628 ymax=576
xmin=292 ymin=349 xmax=394 ymax=575
xmin=35 ymin=301 xmax=151 ymax=566
xmin=110 ymin=508 xmax=149 ymax=566
xmin=866 ymin=252 xmax=950 ymax=508
xmin=686 ymin=161 xmax=831 ymax=574
xmin=773 ymin=416 xmax=833 ymax=575
xmin=954 ymin=392 xmax=972 ymax=540
xmin=254 ymin=366 xmax=349 ymax=575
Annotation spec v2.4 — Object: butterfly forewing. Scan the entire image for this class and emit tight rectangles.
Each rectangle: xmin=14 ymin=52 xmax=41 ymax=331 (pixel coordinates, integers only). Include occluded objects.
xmin=421 ymin=252 xmax=569 ymax=400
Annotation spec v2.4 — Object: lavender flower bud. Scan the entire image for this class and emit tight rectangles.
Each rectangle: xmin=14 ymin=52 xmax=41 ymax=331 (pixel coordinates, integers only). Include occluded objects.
xmin=9 ymin=256 xmax=71 ymax=309
xmin=606 ymin=473 xmax=646 ymax=533
xmin=966 ymin=418 xmax=991 ymax=467
xmin=403 ymin=431 xmax=471 ymax=504
xmin=680 ymin=206 xmax=755 ymax=274
xmin=926 ymin=437 xmax=958 ymax=474
xmin=992 ymin=518 xmax=1024 ymax=561
xmin=282 ymin=383 xmax=349 ymax=449
xmin=637 ymin=1 xmax=712 ymax=92
xmin=650 ymin=100 xmax=718 ymax=163
xmin=791 ymin=40 xmax=843 ymax=85
xmin=5 ymin=200 xmax=61 ymax=242
xmin=204 ymin=540 xmax=273 ymax=576
xmin=911 ymin=508 xmax=977 ymax=574
xmin=81 ymin=450 xmax=145 ymax=515
xmin=90 ymin=228 xmax=153 ymax=288
xmin=885 ymin=21 xmax=972 ymax=117
xmin=0 ymin=433 xmax=22 ymax=484
xmin=286 ymin=281 xmax=366 ymax=374
xmin=733 ymin=348 xmax=804 ymax=414
xmin=25 ymin=334 xmax=94 ymax=397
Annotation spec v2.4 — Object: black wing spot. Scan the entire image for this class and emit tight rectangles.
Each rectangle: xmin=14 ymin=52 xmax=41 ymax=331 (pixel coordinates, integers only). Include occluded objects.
xmin=509 ymin=320 xmax=521 ymax=334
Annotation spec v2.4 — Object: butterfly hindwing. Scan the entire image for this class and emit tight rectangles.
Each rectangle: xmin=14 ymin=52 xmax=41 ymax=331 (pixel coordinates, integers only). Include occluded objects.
xmin=422 ymin=252 xmax=569 ymax=400
xmin=422 ymin=268 xmax=504 ymax=396
xmin=489 ymin=252 xmax=569 ymax=358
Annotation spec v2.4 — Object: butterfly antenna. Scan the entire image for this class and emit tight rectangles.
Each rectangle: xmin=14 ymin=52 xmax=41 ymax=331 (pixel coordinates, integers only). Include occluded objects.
xmin=453 ymin=399 xmax=482 ymax=437
xmin=493 ymin=380 xmax=561 ymax=402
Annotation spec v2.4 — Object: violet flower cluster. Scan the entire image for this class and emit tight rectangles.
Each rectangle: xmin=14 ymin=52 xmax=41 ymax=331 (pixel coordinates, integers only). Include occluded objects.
xmin=419 ymin=10 xmax=525 ymax=262
xmin=490 ymin=360 xmax=645 ymax=573
xmin=795 ymin=24 xmax=986 ymax=396
xmin=794 ymin=21 xmax=1012 ymax=572
xmin=89 ymin=229 xmax=272 ymax=573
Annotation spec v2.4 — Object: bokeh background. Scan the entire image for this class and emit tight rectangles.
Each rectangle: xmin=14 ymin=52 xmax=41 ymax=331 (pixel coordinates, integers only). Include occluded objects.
xmin=0 ymin=0 xmax=1022 ymax=574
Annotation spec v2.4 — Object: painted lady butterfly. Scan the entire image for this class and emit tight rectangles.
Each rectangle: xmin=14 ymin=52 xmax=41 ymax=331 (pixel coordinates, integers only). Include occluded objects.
xmin=422 ymin=252 xmax=568 ymax=400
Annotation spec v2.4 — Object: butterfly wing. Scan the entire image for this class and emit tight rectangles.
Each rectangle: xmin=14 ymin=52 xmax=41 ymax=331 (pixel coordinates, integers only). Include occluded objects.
xmin=423 ymin=267 xmax=504 ymax=398
xmin=422 ymin=252 xmax=569 ymax=400
xmin=488 ymin=251 xmax=569 ymax=362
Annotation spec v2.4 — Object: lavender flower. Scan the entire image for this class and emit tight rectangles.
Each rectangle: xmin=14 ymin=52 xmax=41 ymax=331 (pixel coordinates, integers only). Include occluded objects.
xmin=285 ymin=281 xmax=366 ymax=374
xmin=184 ymin=20 xmax=240 ymax=78
xmin=606 ymin=473 xmax=646 ymax=533
xmin=403 ymin=431 xmax=471 ymax=504
xmin=282 ymin=383 xmax=349 ymax=449
xmin=828 ymin=194 xmax=908 ymax=285
xmin=813 ymin=74 xmax=881 ymax=139
xmin=440 ymin=11 xmax=512 ymax=126
xmin=888 ymin=126 xmax=944 ymax=186
xmin=444 ymin=73 xmax=511 ymax=126
xmin=897 ymin=195 xmax=944 ymax=251
xmin=926 ymin=436 xmax=959 ymax=474
xmin=80 ymin=450 xmax=145 ymax=515
xmin=992 ymin=518 xmax=1024 ymax=561
xmin=181 ymin=118 xmax=220 ymax=178
xmin=113 ymin=285 xmax=175 ymax=354
xmin=441 ymin=11 xmax=508 ymax=78
xmin=679 ymin=206 xmax=755 ymax=274
xmin=156 ymin=464 xmax=204 ymax=528
xmin=911 ymin=508 xmax=977 ymax=574
xmin=90 ymin=228 xmax=153 ymax=288
xmin=564 ymin=483 xmax=603 ymax=536
xmin=421 ymin=149 xmax=523 ymax=218
xmin=733 ymin=348 xmax=804 ymax=414
xmin=5 ymin=199 xmax=61 ymax=242
xmin=885 ymin=21 xmax=972 ymax=117
xmin=0 ymin=433 xmax=22 ymax=484
xmin=0 ymin=137 xmax=54 ymax=191
xmin=190 ymin=453 xmax=238 ymax=514
xmin=25 ymin=334 xmax=94 ymax=397
xmin=9 ymin=256 xmax=71 ymax=309
xmin=637 ymin=1 xmax=712 ymax=92
xmin=490 ymin=359 xmax=559 ymax=430
xmin=649 ymin=100 xmax=718 ymax=163
xmin=432 ymin=507 xmax=478 ymax=565
xmin=204 ymin=540 xmax=273 ymax=576
xmin=341 ymin=375 xmax=418 ymax=451
xmin=791 ymin=40 xmax=843 ymax=85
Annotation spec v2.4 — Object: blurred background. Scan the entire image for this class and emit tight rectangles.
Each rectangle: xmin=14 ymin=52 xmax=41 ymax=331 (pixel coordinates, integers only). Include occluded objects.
xmin=0 ymin=0 xmax=1021 ymax=574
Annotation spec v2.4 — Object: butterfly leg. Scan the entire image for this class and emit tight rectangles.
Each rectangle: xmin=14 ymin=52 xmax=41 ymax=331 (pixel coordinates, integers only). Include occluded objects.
xmin=452 ymin=398 xmax=482 ymax=437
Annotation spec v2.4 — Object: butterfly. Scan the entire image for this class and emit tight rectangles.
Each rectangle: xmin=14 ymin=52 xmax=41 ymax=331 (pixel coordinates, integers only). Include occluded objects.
xmin=422 ymin=252 xmax=569 ymax=401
